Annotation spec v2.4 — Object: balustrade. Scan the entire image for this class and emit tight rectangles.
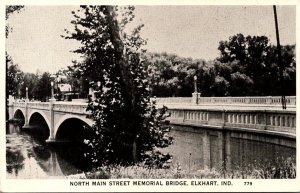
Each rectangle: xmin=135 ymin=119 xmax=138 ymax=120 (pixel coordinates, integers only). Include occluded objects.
xmin=27 ymin=102 xmax=50 ymax=110
xmin=155 ymin=96 xmax=296 ymax=107
xmin=12 ymin=98 xmax=296 ymax=136
xmin=167 ymin=108 xmax=295 ymax=136
xmin=14 ymin=101 xmax=26 ymax=108
xmin=53 ymin=103 xmax=89 ymax=114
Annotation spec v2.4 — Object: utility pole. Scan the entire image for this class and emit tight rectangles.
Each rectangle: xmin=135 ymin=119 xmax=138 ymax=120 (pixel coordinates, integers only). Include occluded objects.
xmin=273 ymin=5 xmax=286 ymax=109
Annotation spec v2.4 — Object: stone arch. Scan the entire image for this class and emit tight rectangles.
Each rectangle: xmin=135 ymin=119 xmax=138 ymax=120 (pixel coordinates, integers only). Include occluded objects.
xmin=53 ymin=114 xmax=94 ymax=139
xmin=28 ymin=110 xmax=51 ymax=131
xmin=12 ymin=108 xmax=25 ymax=126
xmin=13 ymin=108 xmax=25 ymax=119
xmin=28 ymin=111 xmax=51 ymax=140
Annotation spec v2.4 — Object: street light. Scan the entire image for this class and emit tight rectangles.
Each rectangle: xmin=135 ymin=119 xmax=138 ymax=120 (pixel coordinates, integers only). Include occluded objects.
xmin=51 ymin=81 xmax=54 ymax=99
xmin=26 ymin=87 xmax=28 ymax=100
xmin=193 ymin=75 xmax=198 ymax=104
xmin=193 ymin=75 xmax=197 ymax=93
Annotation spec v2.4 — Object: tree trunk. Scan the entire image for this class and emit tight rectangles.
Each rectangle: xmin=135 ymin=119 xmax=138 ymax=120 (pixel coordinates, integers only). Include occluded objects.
xmin=106 ymin=6 xmax=138 ymax=162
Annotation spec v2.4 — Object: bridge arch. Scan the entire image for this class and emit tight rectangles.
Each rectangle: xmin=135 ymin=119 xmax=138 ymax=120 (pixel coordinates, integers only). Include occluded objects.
xmin=28 ymin=110 xmax=51 ymax=130
xmin=28 ymin=111 xmax=51 ymax=140
xmin=13 ymin=108 xmax=25 ymax=125
xmin=54 ymin=114 xmax=94 ymax=141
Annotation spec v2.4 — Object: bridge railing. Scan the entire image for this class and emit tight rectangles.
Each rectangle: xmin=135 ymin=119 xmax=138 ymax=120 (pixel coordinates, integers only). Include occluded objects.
xmin=154 ymin=96 xmax=296 ymax=107
xmin=53 ymin=102 xmax=89 ymax=114
xmin=14 ymin=101 xmax=26 ymax=108
xmin=151 ymin=97 xmax=192 ymax=104
xmin=167 ymin=108 xmax=296 ymax=136
xmin=27 ymin=102 xmax=50 ymax=110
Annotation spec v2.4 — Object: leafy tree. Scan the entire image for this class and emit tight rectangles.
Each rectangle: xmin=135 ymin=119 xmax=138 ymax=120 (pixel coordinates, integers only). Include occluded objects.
xmin=20 ymin=73 xmax=39 ymax=99
xmin=34 ymin=72 xmax=52 ymax=101
xmin=217 ymin=34 xmax=295 ymax=96
xmin=6 ymin=6 xmax=24 ymax=37
xmin=144 ymin=52 xmax=206 ymax=97
xmin=6 ymin=6 xmax=25 ymax=99
xmin=7 ymin=59 xmax=23 ymax=98
xmin=64 ymin=5 xmax=173 ymax=167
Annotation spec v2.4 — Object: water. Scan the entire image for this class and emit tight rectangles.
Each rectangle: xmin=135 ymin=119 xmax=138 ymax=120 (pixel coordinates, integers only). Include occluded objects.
xmin=6 ymin=124 xmax=87 ymax=179
xmin=6 ymin=123 xmax=296 ymax=178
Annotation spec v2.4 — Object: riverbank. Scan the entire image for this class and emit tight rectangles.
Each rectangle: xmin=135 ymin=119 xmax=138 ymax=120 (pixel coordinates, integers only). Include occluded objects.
xmin=82 ymin=157 xmax=296 ymax=179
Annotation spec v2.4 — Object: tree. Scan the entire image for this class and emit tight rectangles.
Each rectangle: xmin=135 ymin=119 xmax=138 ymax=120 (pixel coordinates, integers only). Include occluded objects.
xmin=20 ymin=73 xmax=39 ymax=99
xmin=6 ymin=6 xmax=24 ymax=98
xmin=34 ymin=72 xmax=52 ymax=101
xmin=7 ymin=59 xmax=23 ymax=98
xmin=217 ymin=34 xmax=295 ymax=96
xmin=143 ymin=52 xmax=206 ymax=97
xmin=6 ymin=6 xmax=24 ymax=37
xmin=64 ymin=6 xmax=173 ymax=166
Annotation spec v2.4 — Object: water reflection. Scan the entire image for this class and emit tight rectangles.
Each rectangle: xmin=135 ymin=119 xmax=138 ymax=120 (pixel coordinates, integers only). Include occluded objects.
xmin=6 ymin=123 xmax=86 ymax=178
xmin=6 ymin=122 xmax=296 ymax=178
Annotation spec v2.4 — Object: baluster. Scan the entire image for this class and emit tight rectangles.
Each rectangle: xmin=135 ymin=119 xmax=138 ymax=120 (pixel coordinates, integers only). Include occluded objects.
xmin=270 ymin=115 xmax=273 ymax=126
xmin=292 ymin=117 xmax=295 ymax=128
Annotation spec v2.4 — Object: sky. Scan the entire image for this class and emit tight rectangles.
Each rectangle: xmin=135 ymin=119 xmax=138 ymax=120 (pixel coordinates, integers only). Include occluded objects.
xmin=6 ymin=6 xmax=296 ymax=74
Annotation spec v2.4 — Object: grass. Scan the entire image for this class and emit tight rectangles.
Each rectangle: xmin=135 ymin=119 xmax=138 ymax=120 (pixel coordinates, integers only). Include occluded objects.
xmin=83 ymin=156 xmax=296 ymax=179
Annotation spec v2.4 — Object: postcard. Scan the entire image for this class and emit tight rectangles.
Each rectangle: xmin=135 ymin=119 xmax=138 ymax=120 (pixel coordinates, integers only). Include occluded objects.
xmin=1 ymin=0 xmax=299 ymax=192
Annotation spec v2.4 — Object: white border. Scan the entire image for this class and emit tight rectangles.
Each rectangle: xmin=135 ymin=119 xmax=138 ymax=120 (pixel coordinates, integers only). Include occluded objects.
xmin=1 ymin=0 xmax=299 ymax=192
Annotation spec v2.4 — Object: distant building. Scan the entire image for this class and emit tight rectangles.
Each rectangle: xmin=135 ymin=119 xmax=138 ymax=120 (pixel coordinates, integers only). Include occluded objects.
xmin=58 ymin=84 xmax=72 ymax=93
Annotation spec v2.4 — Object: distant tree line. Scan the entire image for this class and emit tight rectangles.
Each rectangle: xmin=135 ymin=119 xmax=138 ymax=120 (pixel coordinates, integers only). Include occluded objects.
xmin=7 ymin=33 xmax=296 ymax=101
xmin=6 ymin=62 xmax=52 ymax=101
xmin=144 ymin=34 xmax=295 ymax=97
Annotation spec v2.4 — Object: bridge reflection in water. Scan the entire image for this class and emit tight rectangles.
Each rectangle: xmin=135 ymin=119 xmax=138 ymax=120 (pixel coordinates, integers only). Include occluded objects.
xmin=6 ymin=124 xmax=88 ymax=178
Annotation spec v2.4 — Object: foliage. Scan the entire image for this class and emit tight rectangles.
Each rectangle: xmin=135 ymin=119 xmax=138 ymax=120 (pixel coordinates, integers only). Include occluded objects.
xmin=143 ymin=34 xmax=295 ymax=97
xmin=6 ymin=56 xmax=23 ymax=98
xmin=6 ymin=6 xmax=24 ymax=99
xmin=217 ymin=33 xmax=296 ymax=96
xmin=143 ymin=52 xmax=205 ymax=97
xmin=19 ymin=73 xmax=39 ymax=99
xmin=6 ymin=6 xmax=24 ymax=37
xmin=33 ymin=72 xmax=52 ymax=101
xmin=65 ymin=5 xmax=173 ymax=167
xmin=84 ymin=156 xmax=296 ymax=179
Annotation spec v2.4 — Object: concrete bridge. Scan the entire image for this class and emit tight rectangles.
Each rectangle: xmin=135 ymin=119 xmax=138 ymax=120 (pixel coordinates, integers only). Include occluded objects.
xmin=8 ymin=98 xmax=93 ymax=143
xmin=8 ymin=96 xmax=296 ymax=144
xmin=155 ymin=96 xmax=296 ymax=139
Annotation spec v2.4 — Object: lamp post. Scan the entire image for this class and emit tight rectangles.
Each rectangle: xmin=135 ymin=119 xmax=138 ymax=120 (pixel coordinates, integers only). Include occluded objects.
xmin=26 ymin=87 xmax=28 ymax=100
xmin=273 ymin=5 xmax=286 ymax=110
xmin=51 ymin=81 xmax=54 ymax=99
xmin=194 ymin=75 xmax=197 ymax=93
xmin=193 ymin=75 xmax=198 ymax=104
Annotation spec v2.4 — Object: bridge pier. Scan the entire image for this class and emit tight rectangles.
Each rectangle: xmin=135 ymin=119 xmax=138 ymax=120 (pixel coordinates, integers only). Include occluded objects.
xmin=23 ymin=99 xmax=30 ymax=128
xmin=46 ymin=98 xmax=56 ymax=143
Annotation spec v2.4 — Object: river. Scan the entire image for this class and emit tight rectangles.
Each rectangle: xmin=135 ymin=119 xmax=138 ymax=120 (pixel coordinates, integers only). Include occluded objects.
xmin=6 ymin=123 xmax=88 ymax=179
xmin=6 ymin=123 xmax=296 ymax=178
